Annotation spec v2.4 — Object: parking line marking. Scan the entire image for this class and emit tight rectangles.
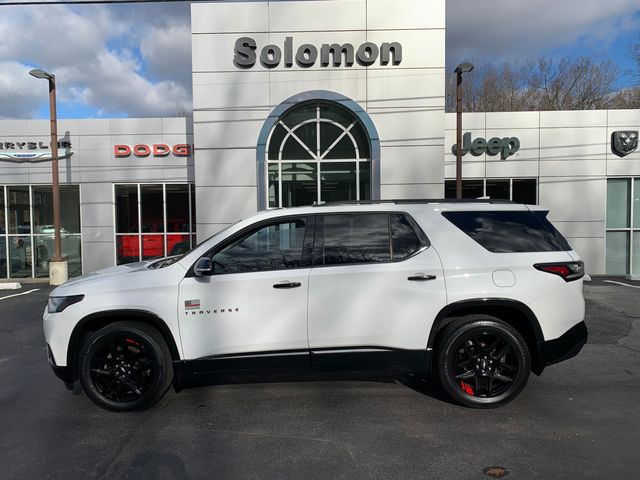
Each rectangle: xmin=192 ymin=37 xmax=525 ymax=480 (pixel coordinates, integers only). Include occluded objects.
xmin=0 ymin=288 xmax=40 ymax=301
xmin=603 ymin=280 xmax=640 ymax=289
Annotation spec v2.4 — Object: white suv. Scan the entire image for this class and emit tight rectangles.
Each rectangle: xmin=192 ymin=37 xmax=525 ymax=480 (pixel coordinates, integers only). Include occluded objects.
xmin=43 ymin=200 xmax=587 ymax=411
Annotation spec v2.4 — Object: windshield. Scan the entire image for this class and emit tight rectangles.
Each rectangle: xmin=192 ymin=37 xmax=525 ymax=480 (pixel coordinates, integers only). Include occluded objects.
xmin=146 ymin=222 xmax=239 ymax=269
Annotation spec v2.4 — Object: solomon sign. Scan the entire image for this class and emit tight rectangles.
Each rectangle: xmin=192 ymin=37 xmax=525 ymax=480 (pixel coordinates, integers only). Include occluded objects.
xmin=234 ymin=36 xmax=402 ymax=69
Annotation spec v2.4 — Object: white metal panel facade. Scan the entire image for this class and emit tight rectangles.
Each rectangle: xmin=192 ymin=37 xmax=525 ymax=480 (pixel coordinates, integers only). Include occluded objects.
xmin=0 ymin=117 xmax=194 ymax=275
xmin=191 ymin=0 xmax=447 ymax=239
xmin=444 ymin=109 xmax=640 ymax=275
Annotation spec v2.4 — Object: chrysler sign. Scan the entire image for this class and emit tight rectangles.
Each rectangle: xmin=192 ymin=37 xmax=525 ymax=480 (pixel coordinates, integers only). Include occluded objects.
xmin=0 ymin=140 xmax=73 ymax=162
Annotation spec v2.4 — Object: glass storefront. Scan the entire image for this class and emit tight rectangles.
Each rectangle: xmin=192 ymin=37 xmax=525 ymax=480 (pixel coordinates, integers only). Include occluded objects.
xmin=444 ymin=178 xmax=537 ymax=204
xmin=0 ymin=185 xmax=81 ymax=278
xmin=265 ymin=101 xmax=371 ymax=208
xmin=114 ymin=183 xmax=196 ymax=265
xmin=606 ymin=178 xmax=640 ymax=275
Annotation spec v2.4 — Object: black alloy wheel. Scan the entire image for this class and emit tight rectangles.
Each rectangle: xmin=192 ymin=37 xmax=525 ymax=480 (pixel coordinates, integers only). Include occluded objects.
xmin=436 ymin=315 xmax=530 ymax=408
xmin=78 ymin=322 xmax=173 ymax=411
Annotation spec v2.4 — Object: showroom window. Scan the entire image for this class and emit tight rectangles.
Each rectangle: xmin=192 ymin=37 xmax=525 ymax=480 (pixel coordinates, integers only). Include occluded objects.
xmin=114 ymin=184 xmax=196 ymax=265
xmin=606 ymin=178 xmax=640 ymax=275
xmin=265 ymin=102 xmax=371 ymax=208
xmin=444 ymin=178 xmax=537 ymax=204
xmin=0 ymin=184 xmax=81 ymax=278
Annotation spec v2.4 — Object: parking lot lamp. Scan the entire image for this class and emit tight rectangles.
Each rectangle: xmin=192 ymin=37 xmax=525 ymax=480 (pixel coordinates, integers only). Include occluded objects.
xmin=29 ymin=68 xmax=67 ymax=285
xmin=454 ymin=62 xmax=474 ymax=199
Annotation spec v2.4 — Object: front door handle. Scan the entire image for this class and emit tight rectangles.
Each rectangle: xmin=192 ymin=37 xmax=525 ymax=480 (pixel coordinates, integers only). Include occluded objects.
xmin=273 ymin=281 xmax=302 ymax=289
xmin=408 ymin=274 xmax=436 ymax=281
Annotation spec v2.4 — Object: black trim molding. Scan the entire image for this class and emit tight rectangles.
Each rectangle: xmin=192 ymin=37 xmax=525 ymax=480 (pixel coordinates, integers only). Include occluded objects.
xmin=427 ymin=298 xmax=544 ymax=351
xmin=172 ymin=346 xmax=426 ymax=390
xmin=536 ymin=321 xmax=588 ymax=371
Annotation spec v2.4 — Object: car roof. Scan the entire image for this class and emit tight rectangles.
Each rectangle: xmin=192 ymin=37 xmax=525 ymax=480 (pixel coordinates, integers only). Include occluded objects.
xmin=258 ymin=199 xmax=546 ymax=217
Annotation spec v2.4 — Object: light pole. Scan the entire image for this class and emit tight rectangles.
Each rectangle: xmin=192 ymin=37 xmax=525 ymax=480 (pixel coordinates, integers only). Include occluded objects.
xmin=29 ymin=68 xmax=68 ymax=285
xmin=454 ymin=62 xmax=474 ymax=199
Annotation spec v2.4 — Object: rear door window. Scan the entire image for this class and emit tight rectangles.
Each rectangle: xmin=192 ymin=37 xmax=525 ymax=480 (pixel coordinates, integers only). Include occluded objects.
xmin=442 ymin=210 xmax=571 ymax=253
xmin=391 ymin=214 xmax=424 ymax=260
xmin=315 ymin=212 xmax=426 ymax=265
xmin=317 ymin=213 xmax=390 ymax=265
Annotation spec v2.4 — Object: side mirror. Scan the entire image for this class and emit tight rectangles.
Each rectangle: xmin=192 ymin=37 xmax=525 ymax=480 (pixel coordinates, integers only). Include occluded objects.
xmin=194 ymin=257 xmax=213 ymax=277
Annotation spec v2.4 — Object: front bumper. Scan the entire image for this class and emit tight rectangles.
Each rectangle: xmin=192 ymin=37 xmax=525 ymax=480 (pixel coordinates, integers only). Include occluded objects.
xmin=47 ymin=344 xmax=74 ymax=384
xmin=535 ymin=321 xmax=588 ymax=373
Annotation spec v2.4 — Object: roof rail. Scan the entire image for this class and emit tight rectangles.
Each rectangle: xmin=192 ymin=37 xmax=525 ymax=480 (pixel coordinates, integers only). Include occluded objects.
xmin=312 ymin=198 xmax=515 ymax=207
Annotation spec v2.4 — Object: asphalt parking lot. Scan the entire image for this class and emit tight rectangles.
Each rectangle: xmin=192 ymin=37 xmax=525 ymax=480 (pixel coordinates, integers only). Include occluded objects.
xmin=1 ymin=278 xmax=639 ymax=479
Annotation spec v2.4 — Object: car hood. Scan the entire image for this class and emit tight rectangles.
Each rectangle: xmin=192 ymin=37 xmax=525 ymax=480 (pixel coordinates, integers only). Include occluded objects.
xmin=50 ymin=261 xmax=160 ymax=296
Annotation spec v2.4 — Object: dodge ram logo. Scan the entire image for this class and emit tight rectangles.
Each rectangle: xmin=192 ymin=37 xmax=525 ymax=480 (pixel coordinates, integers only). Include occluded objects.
xmin=611 ymin=131 xmax=638 ymax=157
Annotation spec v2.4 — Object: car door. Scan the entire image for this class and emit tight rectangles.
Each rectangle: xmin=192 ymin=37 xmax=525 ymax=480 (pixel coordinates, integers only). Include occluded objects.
xmin=307 ymin=212 xmax=447 ymax=366
xmin=177 ymin=215 xmax=314 ymax=367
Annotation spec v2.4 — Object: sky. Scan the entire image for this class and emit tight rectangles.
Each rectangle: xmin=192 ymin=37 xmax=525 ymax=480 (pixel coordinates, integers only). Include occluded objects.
xmin=0 ymin=0 xmax=639 ymax=120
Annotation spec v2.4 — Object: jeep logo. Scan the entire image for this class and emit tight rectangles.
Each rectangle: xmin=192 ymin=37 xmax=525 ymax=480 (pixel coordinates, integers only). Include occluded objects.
xmin=234 ymin=36 xmax=402 ymax=69
xmin=452 ymin=132 xmax=520 ymax=160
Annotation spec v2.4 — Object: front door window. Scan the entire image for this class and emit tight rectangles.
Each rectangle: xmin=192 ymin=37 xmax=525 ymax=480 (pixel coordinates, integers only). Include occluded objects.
xmin=212 ymin=219 xmax=308 ymax=274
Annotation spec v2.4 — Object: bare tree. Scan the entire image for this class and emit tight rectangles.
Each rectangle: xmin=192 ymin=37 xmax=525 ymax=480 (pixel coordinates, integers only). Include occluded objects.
xmin=631 ymin=36 xmax=640 ymax=83
xmin=174 ymin=103 xmax=193 ymax=118
xmin=609 ymin=87 xmax=640 ymax=109
xmin=446 ymin=55 xmax=620 ymax=112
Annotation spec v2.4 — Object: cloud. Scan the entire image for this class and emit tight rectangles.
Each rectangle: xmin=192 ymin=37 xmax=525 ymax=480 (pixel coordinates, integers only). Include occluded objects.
xmin=0 ymin=61 xmax=47 ymax=118
xmin=141 ymin=21 xmax=193 ymax=87
xmin=59 ymin=49 xmax=191 ymax=116
xmin=2 ymin=0 xmax=639 ymax=119
xmin=0 ymin=4 xmax=192 ymax=119
xmin=446 ymin=0 xmax=640 ymax=65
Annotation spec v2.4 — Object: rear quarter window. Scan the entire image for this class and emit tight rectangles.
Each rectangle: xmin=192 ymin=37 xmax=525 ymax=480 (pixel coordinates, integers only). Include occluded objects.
xmin=442 ymin=210 xmax=571 ymax=253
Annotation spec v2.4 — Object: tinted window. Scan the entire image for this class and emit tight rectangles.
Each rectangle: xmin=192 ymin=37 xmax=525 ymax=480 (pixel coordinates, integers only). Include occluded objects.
xmin=213 ymin=219 xmax=307 ymax=273
xmin=391 ymin=214 xmax=423 ymax=260
xmin=512 ymin=179 xmax=537 ymax=204
xmin=115 ymin=185 xmax=138 ymax=234
xmin=320 ymin=213 xmax=390 ymax=265
xmin=442 ymin=211 xmax=571 ymax=253
xmin=485 ymin=180 xmax=509 ymax=200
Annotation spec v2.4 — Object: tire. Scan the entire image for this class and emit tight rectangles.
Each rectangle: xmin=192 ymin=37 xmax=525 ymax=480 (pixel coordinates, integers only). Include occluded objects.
xmin=435 ymin=315 xmax=530 ymax=408
xmin=77 ymin=321 xmax=173 ymax=412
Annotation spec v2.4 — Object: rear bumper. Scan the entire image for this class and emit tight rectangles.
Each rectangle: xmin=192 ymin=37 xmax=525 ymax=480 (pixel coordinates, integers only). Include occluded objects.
xmin=535 ymin=321 xmax=588 ymax=374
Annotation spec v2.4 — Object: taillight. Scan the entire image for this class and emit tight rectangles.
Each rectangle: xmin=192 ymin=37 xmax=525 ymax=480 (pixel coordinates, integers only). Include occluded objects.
xmin=533 ymin=261 xmax=584 ymax=282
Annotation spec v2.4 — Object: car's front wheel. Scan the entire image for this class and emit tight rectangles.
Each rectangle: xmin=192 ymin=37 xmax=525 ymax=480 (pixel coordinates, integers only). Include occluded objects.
xmin=435 ymin=315 xmax=531 ymax=408
xmin=77 ymin=321 xmax=173 ymax=411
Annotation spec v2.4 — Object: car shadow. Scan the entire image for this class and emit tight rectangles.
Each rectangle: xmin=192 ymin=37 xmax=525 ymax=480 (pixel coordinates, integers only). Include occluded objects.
xmin=179 ymin=369 xmax=458 ymax=406
xmin=397 ymin=374 xmax=459 ymax=406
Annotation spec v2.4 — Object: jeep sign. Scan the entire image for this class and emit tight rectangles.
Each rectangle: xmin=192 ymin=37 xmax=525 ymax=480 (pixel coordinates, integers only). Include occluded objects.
xmin=452 ymin=132 xmax=520 ymax=160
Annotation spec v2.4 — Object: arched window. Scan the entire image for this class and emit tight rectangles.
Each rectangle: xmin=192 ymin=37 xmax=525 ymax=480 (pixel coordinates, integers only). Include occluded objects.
xmin=265 ymin=101 xmax=371 ymax=208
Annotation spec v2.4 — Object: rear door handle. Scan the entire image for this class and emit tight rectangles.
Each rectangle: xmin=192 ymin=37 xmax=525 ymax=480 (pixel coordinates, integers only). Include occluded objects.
xmin=273 ymin=281 xmax=302 ymax=289
xmin=407 ymin=274 xmax=436 ymax=281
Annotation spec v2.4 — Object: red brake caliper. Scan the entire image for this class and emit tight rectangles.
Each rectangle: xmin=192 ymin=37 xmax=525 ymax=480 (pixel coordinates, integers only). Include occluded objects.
xmin=460 ymin=381 xmax=475 ymax=395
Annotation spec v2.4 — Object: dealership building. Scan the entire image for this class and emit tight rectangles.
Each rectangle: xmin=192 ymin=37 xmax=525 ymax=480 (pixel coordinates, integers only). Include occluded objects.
xmin=0 ymin=0 xmax=639 ymax=279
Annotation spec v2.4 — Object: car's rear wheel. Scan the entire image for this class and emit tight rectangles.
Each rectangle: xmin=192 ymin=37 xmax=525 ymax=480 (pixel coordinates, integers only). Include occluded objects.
xmin=435 ymin=315 xmax=530 ymax=408
xmin=77 ymin=322 xmax=173 ymax=412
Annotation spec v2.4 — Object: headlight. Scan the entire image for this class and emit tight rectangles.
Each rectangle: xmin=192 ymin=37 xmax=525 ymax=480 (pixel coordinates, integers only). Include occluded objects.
xmin=48 ymin=295 xmax=84 ymax=313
